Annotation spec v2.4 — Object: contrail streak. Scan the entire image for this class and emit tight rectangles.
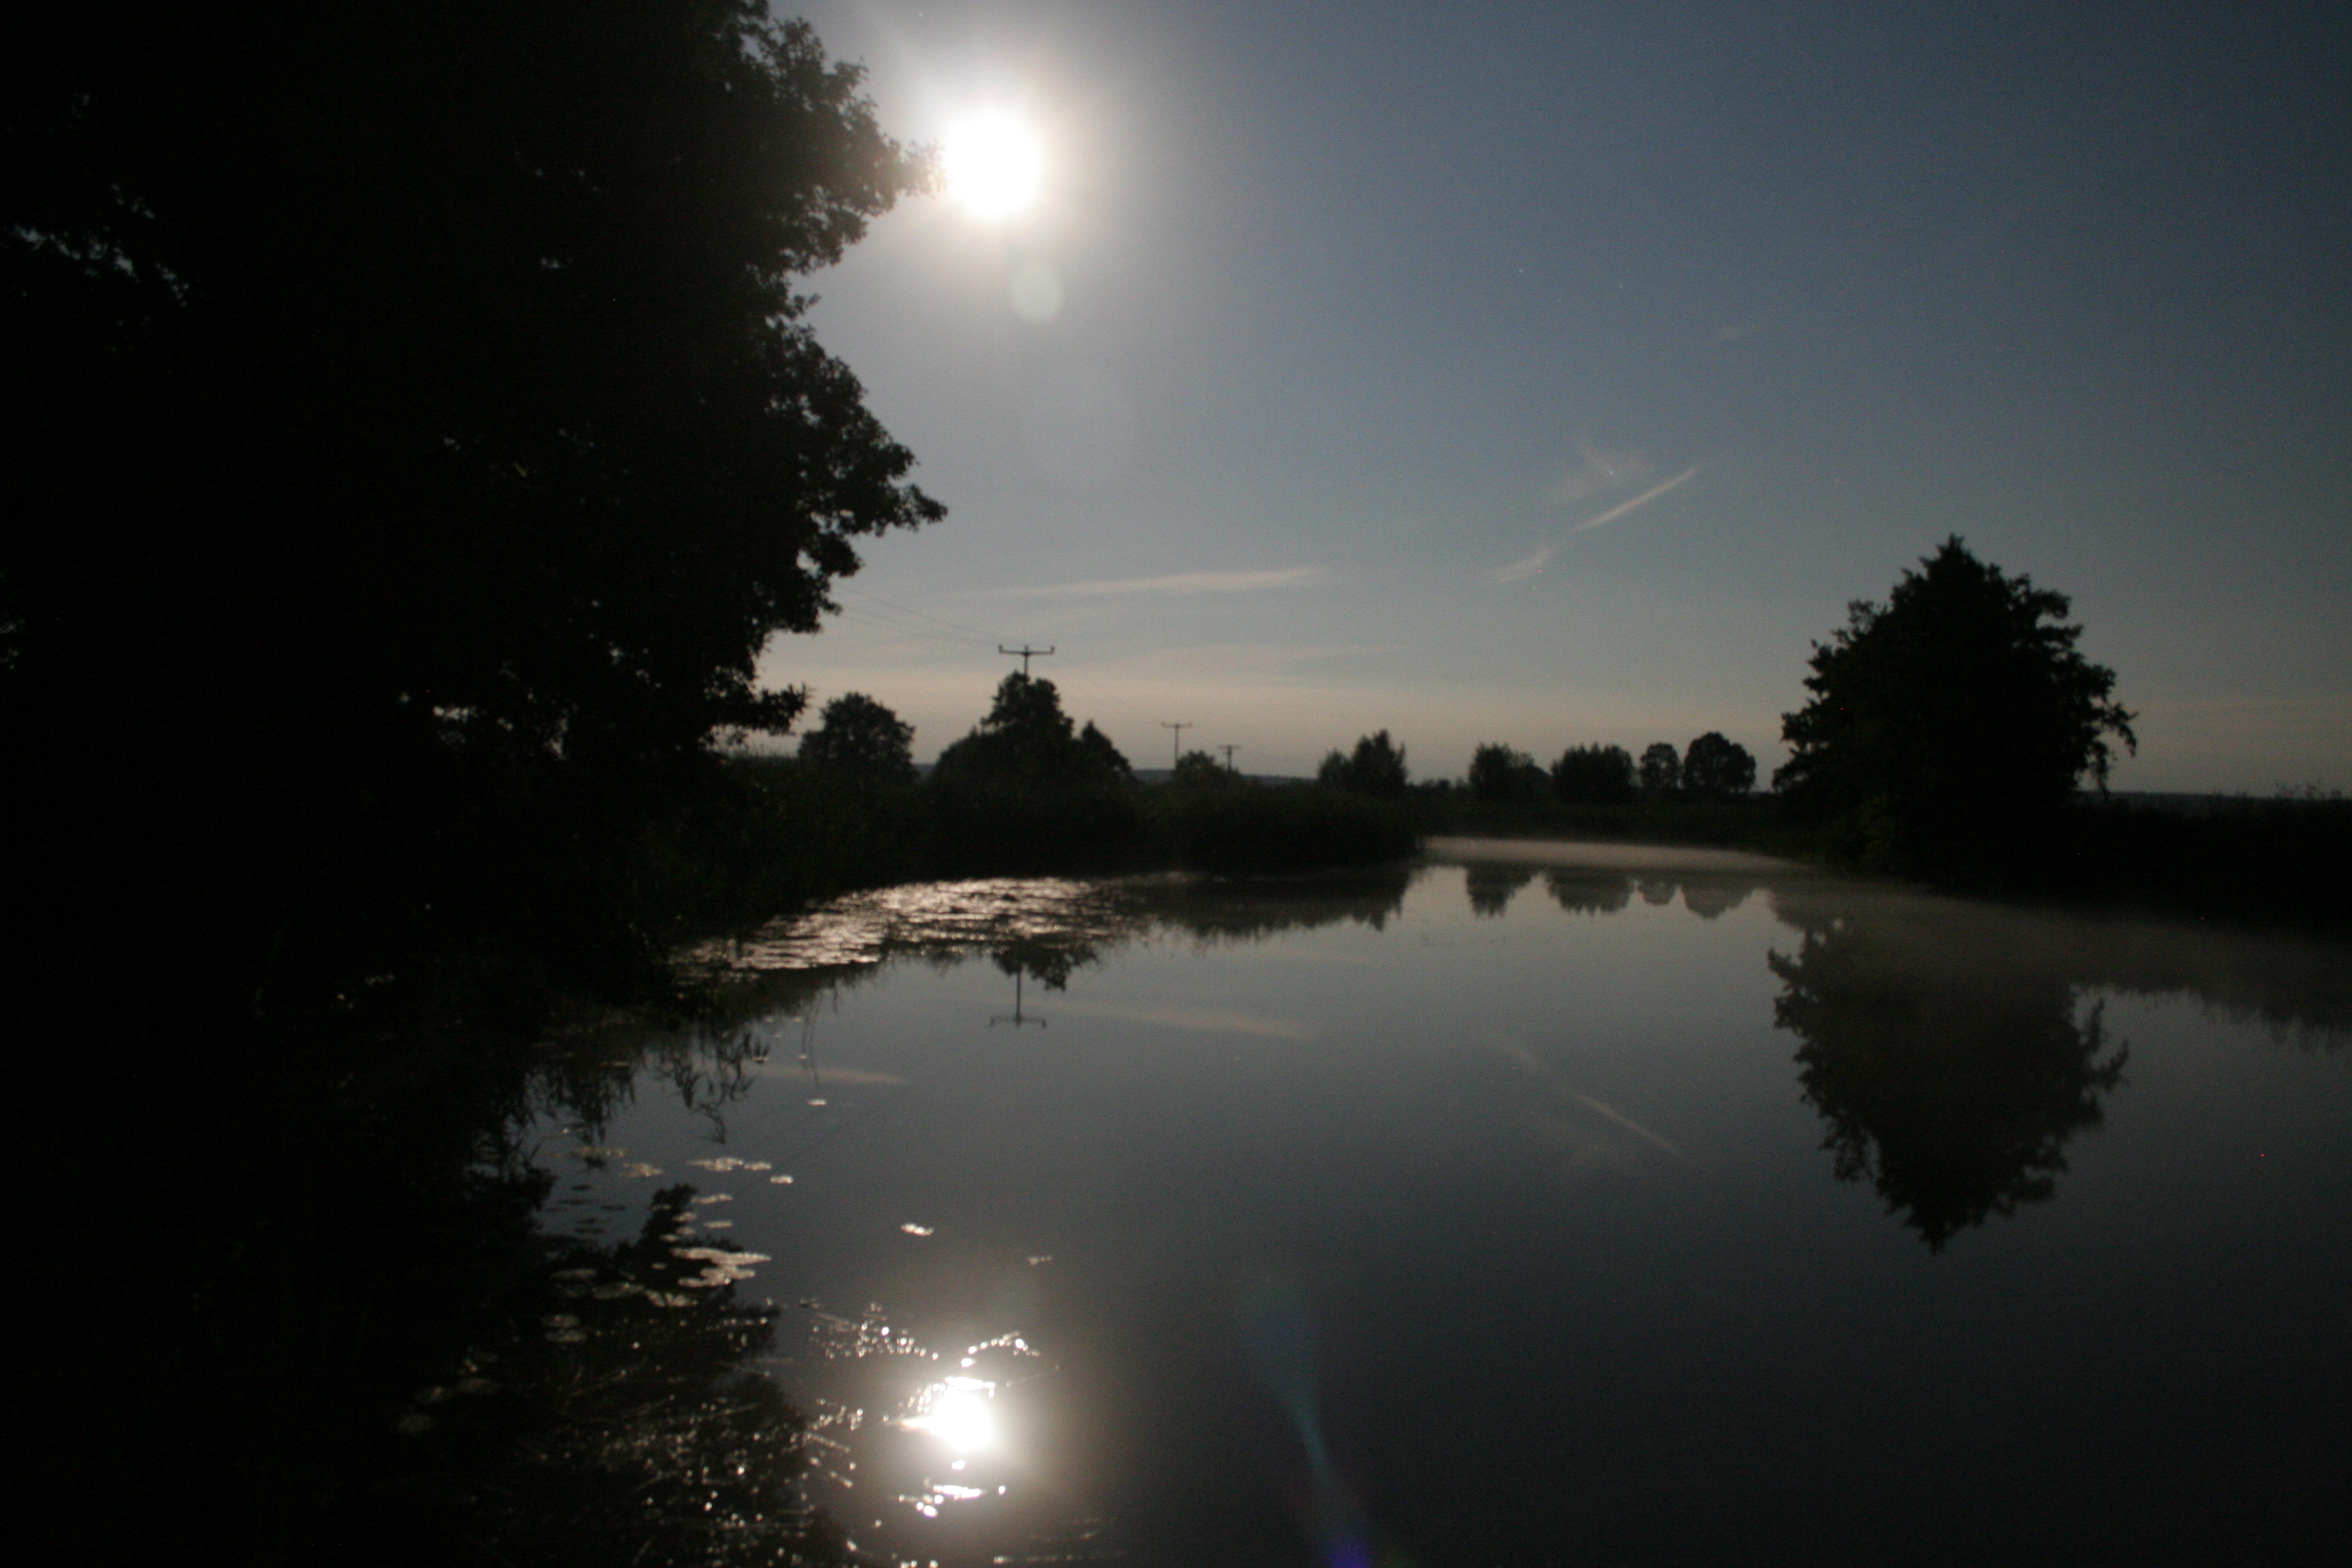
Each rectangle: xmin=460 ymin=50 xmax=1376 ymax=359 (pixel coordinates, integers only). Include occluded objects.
xmin=1569 ymin=463 xmax=1702 ymax=534
xmin=1575 ymin=1094 xmax=1687 ymax=1161
xmin=1492 ymin=463 xmax=1703 ymax=583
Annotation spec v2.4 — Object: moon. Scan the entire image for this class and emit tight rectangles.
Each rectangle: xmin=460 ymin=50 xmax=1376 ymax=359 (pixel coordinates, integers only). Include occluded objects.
xmin=944 ymin=114 xmax=1043 ymax=218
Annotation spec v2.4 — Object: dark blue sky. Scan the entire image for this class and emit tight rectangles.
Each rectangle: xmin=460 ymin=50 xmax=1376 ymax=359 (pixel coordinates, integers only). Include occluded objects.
xmin=768 ymin=1 xmax=2349 ymax=789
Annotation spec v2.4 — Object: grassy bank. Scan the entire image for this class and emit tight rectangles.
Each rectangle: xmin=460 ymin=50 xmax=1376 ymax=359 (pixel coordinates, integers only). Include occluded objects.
xmin=618 ymin=759 xmax=1421 ymax=941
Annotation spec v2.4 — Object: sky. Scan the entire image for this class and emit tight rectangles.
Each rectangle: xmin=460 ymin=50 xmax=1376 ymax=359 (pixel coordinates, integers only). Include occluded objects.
xmin=758 ymin=1 xmax=2350 ymax=791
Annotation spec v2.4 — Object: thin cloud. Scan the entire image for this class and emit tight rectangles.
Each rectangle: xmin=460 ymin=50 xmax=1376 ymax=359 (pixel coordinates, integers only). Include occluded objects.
xmin=1546 ymin=440 xmax=1654 ymax=506
xmin=1493 ymin=463 xmax=1703 ymax=583
xmin=989 ymin=566 xmax=1335 ymax=600
xmin=1494 ymin=539 xmax=1563 ymax=585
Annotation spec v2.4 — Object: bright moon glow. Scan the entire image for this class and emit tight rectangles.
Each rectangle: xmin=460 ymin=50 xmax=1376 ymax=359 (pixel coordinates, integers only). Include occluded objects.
xmin=944 ymin=115 xmax=1043 ymax=218
xmin=906 ymin=1386 xmax=996 ymax=1451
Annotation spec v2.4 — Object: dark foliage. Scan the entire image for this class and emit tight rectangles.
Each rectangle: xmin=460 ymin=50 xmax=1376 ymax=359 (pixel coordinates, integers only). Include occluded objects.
xmin=1152 ymin=784 xmax=1416 ymax=873
xmin=1318 ymin=730 xmax=1410 ymax=797
xmin=931 ymin=673 xmax=1134 ymax=788
xmin=797 ymin=692 xmax=917 ymax=783
xmin=3 ymin=1 xmax=941 ymax=1034
xmin=1551 ymin=743 xmax=1637 ymax=804
xmin=1637 ymin=742 xmax=1682 ymax=798
xmin=1680 ymin=732 xmax=1757 ymax=800
xmin=1776 ymin=538 xmax=2134 ymax=877
xmin=6 ymin=2 xmax=936 ymax=766
xmin=1468 ymin=742 xmax=1549 ymax=803
xmin=1171 ymin=749 xmax=1242 ymax=790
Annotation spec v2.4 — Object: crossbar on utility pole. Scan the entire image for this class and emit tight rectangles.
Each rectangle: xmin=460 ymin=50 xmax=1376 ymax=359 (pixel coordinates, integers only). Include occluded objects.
xmin=1160 ymin=721 xmax=1192 ymax=771
xmin=998 ymin=644 xmax=1055 ymax=676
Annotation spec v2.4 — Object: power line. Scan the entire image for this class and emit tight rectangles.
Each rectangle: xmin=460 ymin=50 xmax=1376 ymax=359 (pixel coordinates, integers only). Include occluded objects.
xmin=999 ymin=644 xmax=1055 ymax=676
xmin=836 ymin=584 xmax=1009 ymax=645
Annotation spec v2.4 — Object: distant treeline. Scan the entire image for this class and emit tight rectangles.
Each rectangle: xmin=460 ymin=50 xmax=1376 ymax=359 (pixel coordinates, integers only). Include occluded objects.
xmin=660 ymin=673 xmax=2351 ymax=941
xmin=622 ymin=675 xmax=1416 ymax=938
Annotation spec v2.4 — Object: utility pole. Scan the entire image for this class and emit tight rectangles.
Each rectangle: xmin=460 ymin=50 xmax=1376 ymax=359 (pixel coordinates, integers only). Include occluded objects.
xmin=1219 ymin=744 xmax=1240 ymax=774
xmin=997 ymin=644 xmax=1054 ymax=676
xmin=1160 ymin=721 xmax=1192 ymax=771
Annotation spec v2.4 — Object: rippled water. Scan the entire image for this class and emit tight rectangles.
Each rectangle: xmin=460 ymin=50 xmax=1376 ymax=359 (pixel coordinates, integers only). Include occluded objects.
xmin=535 ymin=847 xmax=2352 ymax=1567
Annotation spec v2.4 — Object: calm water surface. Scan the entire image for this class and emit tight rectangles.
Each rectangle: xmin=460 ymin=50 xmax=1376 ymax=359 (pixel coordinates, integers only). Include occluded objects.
xmin=532 ymin=848 xmax=2351 ymax=1567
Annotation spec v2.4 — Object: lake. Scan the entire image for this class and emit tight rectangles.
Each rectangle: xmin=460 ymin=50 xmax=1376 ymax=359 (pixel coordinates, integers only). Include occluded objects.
xmin=521 ymin=843 xmax=2351 ymax=1567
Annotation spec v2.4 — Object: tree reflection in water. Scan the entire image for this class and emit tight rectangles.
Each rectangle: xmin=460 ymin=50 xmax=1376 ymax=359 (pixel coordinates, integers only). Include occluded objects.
xmin=1769 ymin=906 xmax=2129 ymax=1250
xmin=373 ymin=1186 xmax=853 ymax=1567
xmin=1544 ymin=870 xmax=1633 ymax=915
xmin=1466 ymin=863 xmax=1539 ymax=916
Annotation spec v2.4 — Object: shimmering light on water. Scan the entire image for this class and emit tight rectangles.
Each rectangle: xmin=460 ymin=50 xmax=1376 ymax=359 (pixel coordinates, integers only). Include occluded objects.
xmin=544 ymin=849 xmax=2352 ymax=1565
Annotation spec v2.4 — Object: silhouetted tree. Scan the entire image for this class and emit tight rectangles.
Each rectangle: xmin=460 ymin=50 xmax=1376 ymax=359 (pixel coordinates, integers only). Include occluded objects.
xmin=1638 ymin=742 xmax=1682 ymax=798
xmin=1468 ymin=742 xmax=1548 ymax=803
xmin=4 ymin=3 xmax=942 ymax=977
xmin=931 ymin=673 xmax=1132 ymax=787
xmin=1077 ymin=721 xmax=1136 ymax=785
xmin=1317 ymin=731 xmax=1409 ymax=798
xmin=1769 ymin=908 xmax=2128 ymax=1250
xmin=796 ymin=693 xmax=915 ymax=783
xmin=1680 ymin=732 xmax=1757 ymax=799
xmin=1170 ymin=749 xmax=1241 ymax=790
xmin=1551 ymin=743 xmax=1637 ymax=804
xmin=1776 ymin=538 xmax=2134 ymax=875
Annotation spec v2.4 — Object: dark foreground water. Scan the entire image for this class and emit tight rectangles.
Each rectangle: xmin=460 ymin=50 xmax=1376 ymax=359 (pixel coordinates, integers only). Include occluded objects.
xmin=487 ymin=847 xmax=2348 ymax=1567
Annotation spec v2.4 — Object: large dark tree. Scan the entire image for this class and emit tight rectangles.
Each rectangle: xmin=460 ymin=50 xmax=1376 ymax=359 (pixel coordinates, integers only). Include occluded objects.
xmin=3 ymin=4 xmax=937 ymax=844
xmin=4 ymin=1 xmax=941 ymax=1000
xmin=1776 ymin=538 xmax=2134 ymax=874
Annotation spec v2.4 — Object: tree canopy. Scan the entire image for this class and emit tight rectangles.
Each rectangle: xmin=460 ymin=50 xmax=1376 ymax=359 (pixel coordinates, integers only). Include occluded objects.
xmin=930 ymin=673 xmax=1133 ymax=789
xmin=1680 ymin=733 xmax=1757 ymax=800
xmin=1170 ymin=750 xmax=1242 ymax=791
xmin=4 ymin=2 xmax=939 ymax=794
xmin=1776 ymin=538 xmax=2134 ymax=871
xmin=797 ymin=693 xmax=916 ymax=783
xmin=1318 ymin=731 xmax=1409 ymax=798
xmin=1551 ymin=744 xmax=1636 ymax=804
xmin=1468 ymin=743 xmax=1548 ymax=804
xmin=1637 ymin=743 xmax=1682 ymax=799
